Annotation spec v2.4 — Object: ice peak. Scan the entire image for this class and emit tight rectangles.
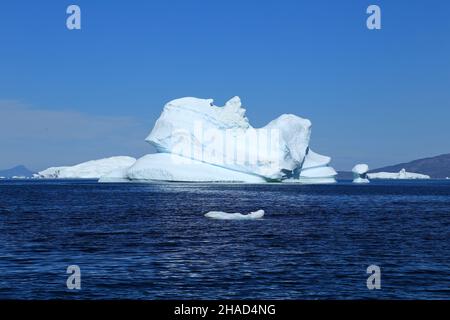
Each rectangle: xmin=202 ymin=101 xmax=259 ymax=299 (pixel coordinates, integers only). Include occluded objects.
xmin=165 ymin=97 xmax=214 ymax=110
xmin=224 ymin=96 xmax=242 ymax=111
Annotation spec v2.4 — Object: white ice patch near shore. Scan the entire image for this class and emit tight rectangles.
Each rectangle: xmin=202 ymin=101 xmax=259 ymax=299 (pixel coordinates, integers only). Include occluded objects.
xmin=368 ymin=168 xmax=430 ymax=180
xmin=205 ymin=209 xmax=265 ymax=220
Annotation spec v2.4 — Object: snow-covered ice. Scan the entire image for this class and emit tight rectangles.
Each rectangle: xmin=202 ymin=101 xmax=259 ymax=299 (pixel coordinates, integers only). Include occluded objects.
xmin=368 ymin=168 xmax=430 ymax=180
xmin=352 ymin=164 xmax=370 ymax=183
xmin=205 ymin=209 xmax=265 ymax=220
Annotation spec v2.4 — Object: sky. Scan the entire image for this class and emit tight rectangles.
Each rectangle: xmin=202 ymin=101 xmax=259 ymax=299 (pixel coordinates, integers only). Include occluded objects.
xmin=0 ymin=0 xmax=449 ymax=171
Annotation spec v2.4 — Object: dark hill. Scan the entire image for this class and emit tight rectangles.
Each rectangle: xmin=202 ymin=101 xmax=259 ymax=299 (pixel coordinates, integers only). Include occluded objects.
xmin=0 ymin=165 xmax=36 ymax=178
xmin=369 ymin=153 xmax=450 ymax=179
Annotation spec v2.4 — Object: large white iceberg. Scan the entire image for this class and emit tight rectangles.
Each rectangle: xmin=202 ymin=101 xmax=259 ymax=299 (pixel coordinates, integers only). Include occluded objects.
xmin=352 ymin=164 xmax=370 ymax=183
xmin=368 ymin=168 xmax=430 ymax=180
xmin=36 ymin=97 xmax=335 ymax=183
xmin=37 ymin=156 xmax=136 ymax=179
xmin=124 ymin=96 xmax=336 ymax=183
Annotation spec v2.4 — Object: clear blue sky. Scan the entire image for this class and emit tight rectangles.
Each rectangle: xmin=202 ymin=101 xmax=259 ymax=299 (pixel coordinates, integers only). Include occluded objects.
xmin=0 ymin=0 xmax=449 ymax=171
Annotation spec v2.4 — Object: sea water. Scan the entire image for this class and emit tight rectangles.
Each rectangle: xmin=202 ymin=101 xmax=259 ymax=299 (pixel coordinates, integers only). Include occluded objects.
xmin=0 ymin=180 xmax=449 ymax=299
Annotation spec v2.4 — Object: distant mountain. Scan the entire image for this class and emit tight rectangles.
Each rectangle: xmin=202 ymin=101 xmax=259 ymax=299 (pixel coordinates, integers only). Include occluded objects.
xmin=0 ymin=165 xmax=36 ymax=178
xmin=369 ymin=153 xmax=450 ymax=179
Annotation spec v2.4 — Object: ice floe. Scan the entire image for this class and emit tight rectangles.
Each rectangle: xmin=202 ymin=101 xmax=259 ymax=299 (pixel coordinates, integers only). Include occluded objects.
xmin=205 ymin=209 xmax=265 ymax=220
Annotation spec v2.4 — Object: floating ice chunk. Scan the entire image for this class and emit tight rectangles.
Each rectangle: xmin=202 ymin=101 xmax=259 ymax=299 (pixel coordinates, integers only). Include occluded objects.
xmin=205 ymin=209 xmax=265 ymax=220
xmin=368 ymin=168 xmax=430 ymax=180
xmin=352 ymin=164 xmax=370 ymax=183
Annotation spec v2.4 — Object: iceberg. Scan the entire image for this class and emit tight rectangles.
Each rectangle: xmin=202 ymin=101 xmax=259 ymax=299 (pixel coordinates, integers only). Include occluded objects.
xmin=122 ymin=96 xmax=336 ymax=183
xmin=368 ymin=168 xmax=430 ymax=180
xmin=205 ymin=209 xmax=265 ymax=220
xmin=37 ymin=156 xmax=136 ymax=179
xmin=36 ymin=97 xmax=335 ymax=184
xmin=352 ymin=164 xmax=370 ymax=184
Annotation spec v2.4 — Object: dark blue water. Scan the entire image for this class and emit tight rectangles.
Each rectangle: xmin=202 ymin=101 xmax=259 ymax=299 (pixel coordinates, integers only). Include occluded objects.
xmin=0 ymin=180 xmax=449 ymax=299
